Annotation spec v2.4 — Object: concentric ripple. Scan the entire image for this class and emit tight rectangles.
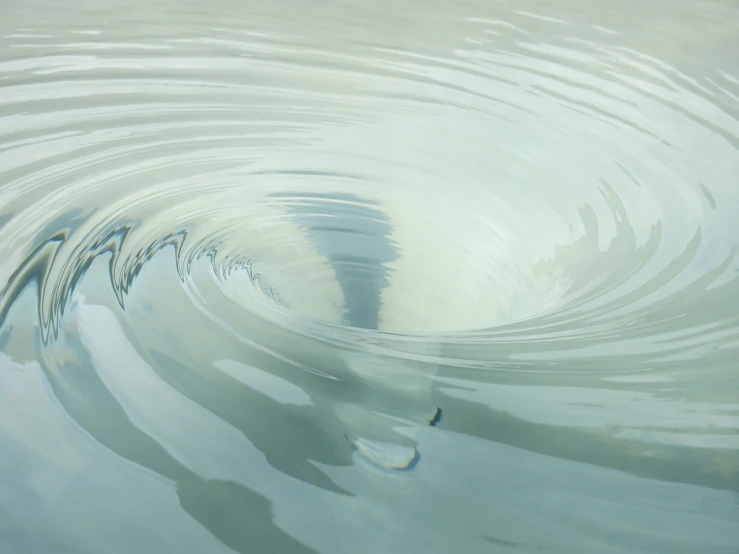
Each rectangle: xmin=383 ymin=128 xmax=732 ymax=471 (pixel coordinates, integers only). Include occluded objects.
xmin=1 ymin=1 xmax=739 ymax=553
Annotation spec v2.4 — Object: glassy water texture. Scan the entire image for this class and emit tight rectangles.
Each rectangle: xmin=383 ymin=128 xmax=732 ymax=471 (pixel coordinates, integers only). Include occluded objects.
xmin=1 ymin=0 xmax=738 ymax=552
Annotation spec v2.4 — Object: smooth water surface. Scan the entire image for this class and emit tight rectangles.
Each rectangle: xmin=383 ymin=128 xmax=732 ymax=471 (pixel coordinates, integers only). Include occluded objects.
xmin=1 ymin=0 xmax=738 ymax=553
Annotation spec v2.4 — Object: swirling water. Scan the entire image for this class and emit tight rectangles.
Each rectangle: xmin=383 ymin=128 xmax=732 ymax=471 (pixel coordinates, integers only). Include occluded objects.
xmin=1 ymin=0 xmax=738 ymax=552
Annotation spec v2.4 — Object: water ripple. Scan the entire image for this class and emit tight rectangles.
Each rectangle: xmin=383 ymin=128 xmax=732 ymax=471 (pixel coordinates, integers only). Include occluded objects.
xmin=1 ymin=1 xmax=738 ymax=553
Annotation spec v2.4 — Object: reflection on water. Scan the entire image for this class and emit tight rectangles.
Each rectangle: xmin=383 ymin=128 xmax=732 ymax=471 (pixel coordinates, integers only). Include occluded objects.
xmin=1 ymin=0 xmax=739 ymax=553
xmin=272 ymin=191 xmax=399 ymax=330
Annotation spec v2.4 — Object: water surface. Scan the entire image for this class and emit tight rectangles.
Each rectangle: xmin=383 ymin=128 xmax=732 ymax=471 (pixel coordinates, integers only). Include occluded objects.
xmin=1 ymin=0 xmax=738 ymax=553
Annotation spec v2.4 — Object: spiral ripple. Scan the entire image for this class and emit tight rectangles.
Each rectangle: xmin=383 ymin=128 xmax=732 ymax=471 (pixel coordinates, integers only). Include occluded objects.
xmin=1 ymin=1 xmax=738 ymax=553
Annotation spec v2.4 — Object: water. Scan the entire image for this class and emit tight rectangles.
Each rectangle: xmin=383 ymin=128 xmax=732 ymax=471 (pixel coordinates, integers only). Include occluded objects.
xmin=1 ymin=0 xmax=738 ymax=552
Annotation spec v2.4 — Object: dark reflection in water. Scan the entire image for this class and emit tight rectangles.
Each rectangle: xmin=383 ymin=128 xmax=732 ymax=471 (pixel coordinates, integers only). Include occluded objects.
xmin=0 ymin=213 xmax=14 ymax=231
xmin=148 ymin=350 xmax=354 ymax=496
xmin=177 ymin=479 xmax=318 ymax=554
xmin=39 ymin=340 xmax=322 ymax=554
xmin=435 ymin=391 xmax=739 ymax=495
xmin=270 ymin=191 xmax=399 ymax=330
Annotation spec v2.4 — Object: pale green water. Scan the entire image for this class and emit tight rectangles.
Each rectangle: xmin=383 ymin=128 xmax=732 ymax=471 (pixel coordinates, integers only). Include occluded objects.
xmin=1 ymin=0 xmax=738 ymax=553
